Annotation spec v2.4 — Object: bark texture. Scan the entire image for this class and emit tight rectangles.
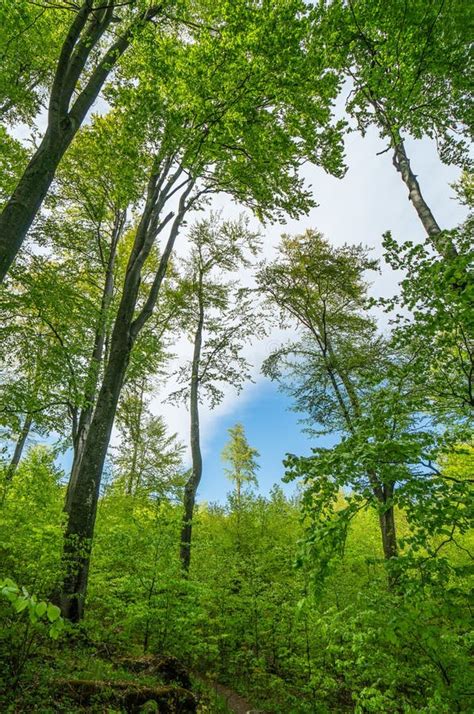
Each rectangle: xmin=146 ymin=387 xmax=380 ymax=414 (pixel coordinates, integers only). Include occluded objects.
xmin=392 ymin=139 xmax=458 ymax=260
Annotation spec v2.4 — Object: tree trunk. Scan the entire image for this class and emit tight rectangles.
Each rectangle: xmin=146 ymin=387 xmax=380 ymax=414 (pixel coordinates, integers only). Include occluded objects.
xmin=60 ymin=323 xmax=131 ymax=620
xmin=60 ymin=179 xmax=192 ymax=621
xmin=6 ymin=415 xmax=33 ymax=481
xmin=0 ymin=2 xmax=160 ymax=282
xmin=65 ymin=210 xmax=123 ymax=513
xmin=325 ymin=340 xmax=399 ymax=572
xmin=0 ymin=126 xmax=74 ymax=280
xmin=392 ymin=139 xmax=458 ymax=260
xmin=379 ymin=504 xmax=397 ymax=561
xmin=180 ymin=295 xmax=204 ymax=573
xmin=127 ymin=381 xmax=145 ymax=496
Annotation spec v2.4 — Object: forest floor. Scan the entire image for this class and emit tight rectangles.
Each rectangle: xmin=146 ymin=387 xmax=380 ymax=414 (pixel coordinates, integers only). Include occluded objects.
xmin=2 ymin=643 xmax=261 ymax=713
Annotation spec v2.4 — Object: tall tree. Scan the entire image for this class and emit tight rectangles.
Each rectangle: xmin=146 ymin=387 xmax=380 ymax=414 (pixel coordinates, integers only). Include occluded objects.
xmin=0 ymin=0 xmax=164 ymax=281
xmin=170 ymin=214 xmax=262 ymax=571
xmin=46 ymin=114 xmax=147 ymax=512
xmin=259 ymin=230 xmax=473 ymax=588
xmin=1 ymin=111 xmax=146 ymax=501
xmin=60 ymin=0 xmax=345 ymax=621
xmin=258 ymin=231 xmax=399 ymax=566
xmin=319 ymin=0 xmax=473 ymax=259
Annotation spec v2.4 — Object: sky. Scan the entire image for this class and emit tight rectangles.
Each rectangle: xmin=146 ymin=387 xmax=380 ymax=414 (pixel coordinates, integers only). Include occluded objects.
xmin=11 ymin=87 xmax=468 ymax=504
xmin=149 ymin=124 xmax=467 ymax=504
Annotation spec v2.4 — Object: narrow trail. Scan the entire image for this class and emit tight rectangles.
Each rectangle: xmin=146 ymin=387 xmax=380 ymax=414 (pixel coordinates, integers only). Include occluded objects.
xmin=211 ymin=681 xmax=255 ymax=713
xmin=195 ymin=673 xmax=265 ymax=713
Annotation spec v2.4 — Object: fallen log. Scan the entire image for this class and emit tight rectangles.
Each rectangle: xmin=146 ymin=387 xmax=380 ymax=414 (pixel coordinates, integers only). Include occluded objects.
xmin=55 ymin=678 xmax=197 ymax=712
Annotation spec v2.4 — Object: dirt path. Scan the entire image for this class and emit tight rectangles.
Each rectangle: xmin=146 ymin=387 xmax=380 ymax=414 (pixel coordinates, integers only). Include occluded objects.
xmin=194 ymin=674 xmax=266 ymax=713
xmin=211 ymin=681 xmax=254 ymax=713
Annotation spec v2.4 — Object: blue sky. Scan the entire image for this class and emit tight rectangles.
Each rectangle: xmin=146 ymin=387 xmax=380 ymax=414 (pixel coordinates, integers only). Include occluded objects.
xmin=198 ymin=381 xmax=314 ymax=503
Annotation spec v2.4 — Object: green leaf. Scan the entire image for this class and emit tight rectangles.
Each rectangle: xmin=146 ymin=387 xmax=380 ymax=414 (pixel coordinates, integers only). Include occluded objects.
xmin=47 ymin=603 xmax=61 ymax=622
xmin=35 ymin=601 xmax=47 ymax=618
xmin=14 ymin=597 xmax=29 ymax=613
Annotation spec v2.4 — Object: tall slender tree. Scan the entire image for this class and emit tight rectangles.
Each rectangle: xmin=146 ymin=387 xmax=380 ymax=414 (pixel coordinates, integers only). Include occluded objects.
xmin=169 ymin=214 xmax=262 ymax=571
xmin=319 ymin=0 xmax=473 ymax=259
xmin=258 ymin=231 xmax=399 ymax=565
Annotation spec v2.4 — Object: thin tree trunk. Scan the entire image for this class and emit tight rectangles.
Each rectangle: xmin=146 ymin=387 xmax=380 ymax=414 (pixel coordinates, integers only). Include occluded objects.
xmin=60 ymin=177 xmax=193 ymax=621
xmin=378 ymin=483 xmax=397 ymax=560
xmin=65 ymin=211 xmax=124 ymax=513
xmin=379 ymin=505 xmax=397 ymax=560
xmin=368 ymin=474 xmax=398 ymax=568
xmin=127 ymin=381 xmax=145 ymax=496
xmin=392 ymin=138 xmax=458 ymax=259
xmin=6 ymin=415 xmax=33 ymax=481
xmin=362 ymin=90 xmax=459 ymax=260
xmin=323 ymin=332 xmax=399 ymax=568
xmin=180 ymin=291 xmax=204 ymax=573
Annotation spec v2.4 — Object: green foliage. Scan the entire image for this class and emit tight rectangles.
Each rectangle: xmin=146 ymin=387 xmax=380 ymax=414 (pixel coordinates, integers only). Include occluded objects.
xmin=0 ymin=446 xmax=64 ymax=593
xmin=382 ymin=222 xmax=474 ymax=415
xmin=0 ymin=452 xmax=472 ymax=711
xmin=0 ymin=578 xmax=63 ymax=639
xmin=0 ymin=0 xmax=63 ymax=124
xmin=0 ymin=575 xmax=64 ymax=689
xmin=0 ymin=2 xmax=472 ymax=712
xmin=221 ymin=423 xmax=260 ymax=499
xmin=113 ymin=380 xmax=185 ymax=498
xmin=322 ymin=0 xmax=473 ymax=166
xmin=170 ymin=214 xmax=263 ymax=409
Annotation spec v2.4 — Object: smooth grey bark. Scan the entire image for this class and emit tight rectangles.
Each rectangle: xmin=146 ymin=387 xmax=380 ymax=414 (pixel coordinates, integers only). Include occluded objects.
xmin=180 ymin=284 xmax=204 ymax=572
xmin=65 ymin=209 xmax=125 ymax=513
xmin=60 ymin=174 xmax=194 ymax=622
xmin=392 ymin=138 xmax=458 ymax=260
xmin=6 ymin=415 xmax=33 ymax=481
xmin=0 ymin=2 xmax=161 ymax=282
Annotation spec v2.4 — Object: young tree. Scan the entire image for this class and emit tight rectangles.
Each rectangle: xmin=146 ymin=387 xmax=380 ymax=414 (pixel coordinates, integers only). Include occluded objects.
xmin=113 ymin=378 xmax=184 ymax=499
xmin=170 ymin=214 xmax=262 ymax=571
xmin=221 ymin=423 xmax=260 ymax=508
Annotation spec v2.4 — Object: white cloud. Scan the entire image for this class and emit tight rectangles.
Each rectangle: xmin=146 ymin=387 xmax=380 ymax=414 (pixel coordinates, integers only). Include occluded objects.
xmin=150 ymin=124 xmax=467 ymax=460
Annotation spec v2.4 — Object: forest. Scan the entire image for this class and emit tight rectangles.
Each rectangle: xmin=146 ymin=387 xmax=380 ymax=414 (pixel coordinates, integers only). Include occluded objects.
xmin=0 ymin=0 xmax=473 ymax=712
